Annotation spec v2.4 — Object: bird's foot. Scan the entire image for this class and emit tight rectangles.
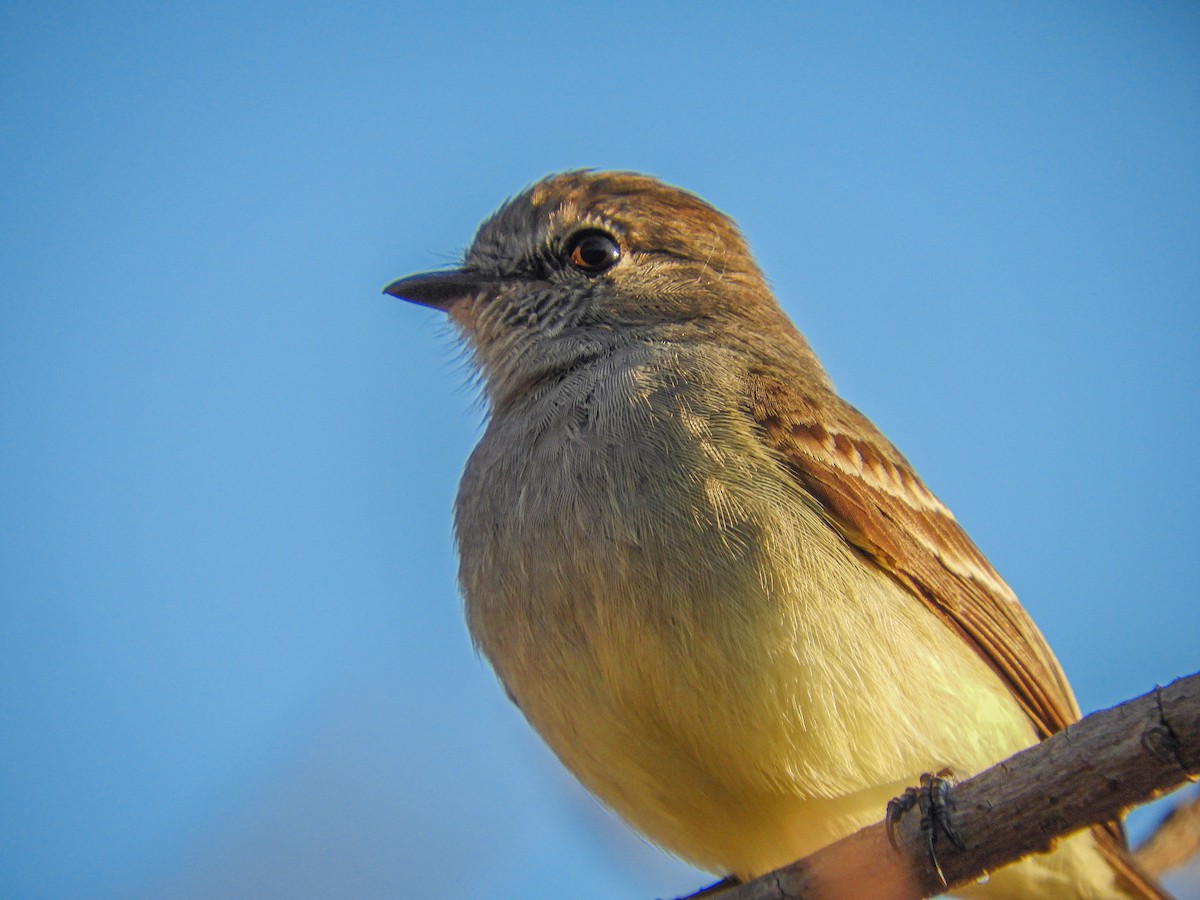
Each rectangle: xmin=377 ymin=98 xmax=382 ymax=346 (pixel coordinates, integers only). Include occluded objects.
xmin=885 ymin=769 xmax=966 ymax=887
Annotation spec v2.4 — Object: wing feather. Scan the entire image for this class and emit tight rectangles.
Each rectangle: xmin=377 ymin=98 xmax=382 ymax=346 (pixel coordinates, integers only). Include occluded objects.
xmin=746 ymin=373 xmax=1077 ymax=736
xmin=746 ymin=373 xmax=1175 ymax=895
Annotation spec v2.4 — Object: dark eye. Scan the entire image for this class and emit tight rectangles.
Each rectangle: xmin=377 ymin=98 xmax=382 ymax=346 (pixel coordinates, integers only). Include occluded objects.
xmin=564 ymin=230 xmax=620 ymax=274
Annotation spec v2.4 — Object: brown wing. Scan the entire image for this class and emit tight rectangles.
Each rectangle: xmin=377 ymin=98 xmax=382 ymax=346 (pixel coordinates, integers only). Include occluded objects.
xmin=747 ymin=371 xmax=1078 ymax=736
xmin=747 ymin=373 xmax=1171 ymax=898
xmin=748 ymin=372 xmax=1171 ymax=897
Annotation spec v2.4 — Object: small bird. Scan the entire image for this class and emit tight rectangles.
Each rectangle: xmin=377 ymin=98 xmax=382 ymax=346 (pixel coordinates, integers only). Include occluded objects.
xmin=385 ymin=171 xmax=1163 ymax=898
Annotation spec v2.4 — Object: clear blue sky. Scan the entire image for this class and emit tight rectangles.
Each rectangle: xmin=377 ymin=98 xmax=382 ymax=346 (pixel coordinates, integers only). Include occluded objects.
xmin=2 ymin=3 xmax=1197 ymax=898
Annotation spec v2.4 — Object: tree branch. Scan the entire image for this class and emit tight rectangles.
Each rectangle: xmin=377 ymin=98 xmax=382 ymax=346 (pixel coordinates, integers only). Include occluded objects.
xmin=678 ymin=672 xmax=1200 ymax=900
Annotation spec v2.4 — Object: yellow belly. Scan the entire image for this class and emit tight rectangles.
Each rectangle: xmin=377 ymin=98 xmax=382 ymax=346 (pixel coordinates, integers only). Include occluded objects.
xmin=478 ymin=528 xmax=1037 ymax=879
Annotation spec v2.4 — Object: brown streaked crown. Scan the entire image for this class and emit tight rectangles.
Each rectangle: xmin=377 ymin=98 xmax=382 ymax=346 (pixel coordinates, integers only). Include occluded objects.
xmin=467 ymin=170 xmax=761 ymax=280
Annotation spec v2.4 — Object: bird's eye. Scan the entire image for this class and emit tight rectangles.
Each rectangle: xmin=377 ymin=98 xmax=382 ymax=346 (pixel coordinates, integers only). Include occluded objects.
xmin=564 ymin=230 xmax=620 ymax=274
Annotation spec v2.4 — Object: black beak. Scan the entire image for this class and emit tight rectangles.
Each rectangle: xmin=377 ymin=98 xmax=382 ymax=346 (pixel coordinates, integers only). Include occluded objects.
xmin=382 ymin=269 xmax=493 ymax=312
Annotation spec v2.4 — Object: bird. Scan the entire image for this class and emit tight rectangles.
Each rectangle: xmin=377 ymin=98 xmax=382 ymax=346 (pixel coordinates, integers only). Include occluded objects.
xmin=384 ymin=171 xmax=1164 ymax=898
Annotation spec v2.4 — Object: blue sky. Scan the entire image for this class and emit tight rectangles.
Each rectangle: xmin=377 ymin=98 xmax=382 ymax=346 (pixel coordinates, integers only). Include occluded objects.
xmin=2 ymin=3 xmax=1197 ymax=898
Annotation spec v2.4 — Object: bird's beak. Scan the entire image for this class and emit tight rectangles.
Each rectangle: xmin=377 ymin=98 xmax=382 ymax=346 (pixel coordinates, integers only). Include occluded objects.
xmin=382 ymin=269 xmax=493 ymax=313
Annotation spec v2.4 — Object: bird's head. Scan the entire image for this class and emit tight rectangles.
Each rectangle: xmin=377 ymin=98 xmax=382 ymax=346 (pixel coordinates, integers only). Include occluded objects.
xmin=386 ymin=171 xmax=807 ymax=405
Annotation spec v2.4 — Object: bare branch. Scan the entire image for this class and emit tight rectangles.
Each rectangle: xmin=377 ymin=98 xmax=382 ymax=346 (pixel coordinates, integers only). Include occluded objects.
xmin=677 ymin=672 xmax=1199 ymax=900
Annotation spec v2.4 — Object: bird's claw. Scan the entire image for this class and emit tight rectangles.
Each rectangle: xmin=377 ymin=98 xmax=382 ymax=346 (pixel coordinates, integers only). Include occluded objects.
xmin=885 ymin=785 xmax=920 ymax=850
xmin=886 ymin=769 xmax=965 ymax=887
